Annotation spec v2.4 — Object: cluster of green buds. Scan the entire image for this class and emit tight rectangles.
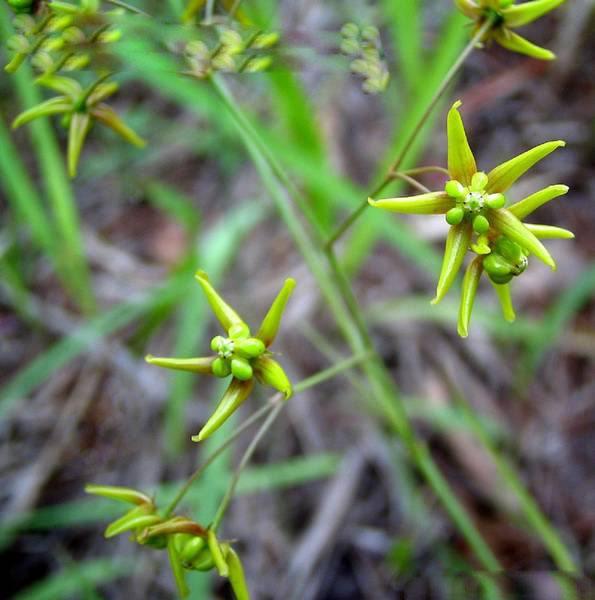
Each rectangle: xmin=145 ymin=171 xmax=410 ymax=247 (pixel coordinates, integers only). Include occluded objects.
xmin=340 ymin=22 xmax=389 ymax=94
xmin=183 ymin=26 xmax=279 ymax=79
xmin=146 ymin=271 xmax=295 ymax=441
xmin=85 ymin=484 xmax=249 ymax=599
xmin=182 ymin=0 xmax=252 ymax=26
xmin=369 ymin=101 xmax=574 ymax=337
xmin=455 ymin=0 xmax=566 ymax=60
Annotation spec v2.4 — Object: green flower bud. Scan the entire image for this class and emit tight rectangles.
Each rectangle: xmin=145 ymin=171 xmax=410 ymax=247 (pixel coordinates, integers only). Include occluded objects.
xmin=472 ymin=214 xmax=490 ymax=234
xmin=486 ymin=193 xmax=505 ymax=209
xmin=6 ymin=34 xmax=30 ymax=53
xmin=180 ymin=536 xmax=207 ymax=564
xmin=212 ymin=357 xmax=231 ymax=378
xmin=445 ymin=179 xmax=466 ymax=199
xmin=340 ymin=23 xmax=359 ymax=38
xmin=340 ymin=38 xmax=360 ymax=55
xmin=231 ymin=356 xmax=253 ymax=381
xmin=446 ymin=206 xmax=465 ymax=225
xmin=251 ymin=31 xmax=279 ymax=49
xmin=483 ymin=253 xmax=513 ymax=282
xmin=361 ymin=25 xmax=380 ymax=41
xmin=229 ymin=322 xmax=250 ymax=339
xmin=234 ymin=337 xmax=266 ymax=359
xmin=244 ymin=56 xmax=272 ymax=73
xmin=470 ymin=171 xmax=488 ymax=191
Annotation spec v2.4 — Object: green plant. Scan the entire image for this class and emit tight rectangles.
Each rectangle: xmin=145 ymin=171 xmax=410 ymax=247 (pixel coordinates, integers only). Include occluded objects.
xmin=2 ymin=0 xmax=583 ymax=599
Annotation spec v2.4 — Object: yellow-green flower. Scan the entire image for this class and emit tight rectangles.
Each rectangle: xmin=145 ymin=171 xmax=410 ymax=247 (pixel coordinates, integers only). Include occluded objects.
xmin=369 ymin=100 xmax=573 ymax=337
xmin=147 ymin=271 xmax=295 ymax=441
xmin=12 ymin=74 xmax=145 ymax=177
xmin=455 ymin=0 xmax=566 ymax=60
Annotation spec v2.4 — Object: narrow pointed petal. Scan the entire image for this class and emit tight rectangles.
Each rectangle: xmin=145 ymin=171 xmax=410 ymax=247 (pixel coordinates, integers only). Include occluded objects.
xmin=507 ymin=184 xmax=569 ymax=219
xmin=492 ymin=27 xmax=555 ymax=60
xmin=501 ymin=0 xmax=566 ymax=28
xmin=145 ymin=355 xmax=215 ymax=374
xmin=253 ymin=356 xmax=292 ymax=399
xmin=105 ymin=511 xmax=161 ymax=538
xmin=486 ymin=141 xmax=565 ymax=194
xmin=87 ymin=82 xmax=119 ymax=105
xmin=12 ymin=96 xmax=70 ymax=128
xmin=491 ymin=281 xmax=516 ymax=322
xmin=91 ymin=104 xmax=146 ymax=147
xmin=194 ymin=271 xmax=246 ymax=333
xmin=36 ymin=74 xmax=81 ymax=98
xmin=208 ymin=529 xmax=229 ymax=577
xmin=458 ymin=256 xmax=484 ymax=338
xmin=447 ymin=100 xmax=477 ymax=186
xmin=524 ymin=224 xmax=575 ymax=239
xmin=368 ymin=192 xmax=452 ymax=214
xmin=193 ymin=378 xmax=254 ymax=441
xmin=84 ymin=484 xmax=152 ymax=506
xmin=490 ymin=208 xmax=556 ymax=269
xmin=144 ymin=519 xmax=207 ymax=540
xmin=432 ymin=222 xmax=472 ymax=304
xmin=454 ymin=0 xmax=482 ymax=18
xmin=225 ymin=546 xmax=250 ymax=600
xmin=256 ymin=278 xmax=296 ymax=347
xmin=167 ymin=537 xmax=190 ymax=599
xmin=67 ymin=112 xmax=91 ymax=177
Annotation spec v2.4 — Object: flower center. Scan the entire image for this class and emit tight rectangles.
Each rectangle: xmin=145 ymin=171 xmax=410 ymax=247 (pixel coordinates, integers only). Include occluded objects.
xmin=463 ymin=191 xmax=486 ymax=212
xmin=212 ymin=336 xmax=235 ymax=359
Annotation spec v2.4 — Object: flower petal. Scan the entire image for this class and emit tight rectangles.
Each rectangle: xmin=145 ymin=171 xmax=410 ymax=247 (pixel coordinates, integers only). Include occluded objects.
xmin=194 ymin=271 xmax=247 ymax=333
xmin=84 ymin=484 xmax=152 ymax=506
xmin=193 ymin=378 xmax=254 ymax=441
xmin=490 ymin=281 xmax=516 ymax=322
xmin=458 ymin=256 xmax=483 ymax=338
xmin=253 ymin=356 xmax=292 ymax=399
xmin=454 ymin=0 xmax=482 ymax=19
xmin=368 ymin=192 xmax=452 ymax=214
xmin=145 ymin=355 xmax=216 ymax=374
xmin=105 ymin=509 xmax=161 ymax=538
xmin=12 ymin=96 xmax=70 ymax=128
xmin=486 ymin=141 xmax=565 ymax=194
xmin=36 ymin=74 xmax=82 ymax=98
xmin=507 ymin=184 xmax=568 ymax=219
xmin=490 ymin=208 xmax=556 ymax=269
xmin=167 ymin=537 xmax=190 ymax=599
xmin=91 ymin=104 xmax=146 ymax=147
xmin=256 ymin=278 xmax=296 ymax=347
xmin=524 ymin=224 xmax=575 ymax=239
xmin=67 ymin=111 xmax=92 ymax=178
xmin=225 ymin=546 xmax=250 ymax=600
xmin=492 ymin=27 xmax=555 ymax=60
xmin=501 ymin=0 xmax=566 ymax=28
xmin=447 ymin=100 xmax=477 ymax=186
xmin=432 ymin=222 xmax=472 ymax=305
xmin=207 ymin=529 xmax=229 ymax=577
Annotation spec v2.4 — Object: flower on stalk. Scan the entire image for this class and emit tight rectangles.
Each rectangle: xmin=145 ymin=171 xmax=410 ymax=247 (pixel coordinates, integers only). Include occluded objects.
xmin=85 ymin=484 xmax=250 ymax=600
xmin=11 ymin=74 xmax=145 ymax=177
xmin=146 ymin=271 xmax=295 ymax=442
xmin=455 ymin=0 xmax=566 ymax=60
xmin=369 ymin=100 xmax=573 ymax=337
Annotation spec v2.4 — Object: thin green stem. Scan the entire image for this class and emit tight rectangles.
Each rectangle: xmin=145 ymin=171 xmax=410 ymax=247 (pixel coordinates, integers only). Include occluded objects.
xmin=393 ymin=172 xmax=431 ymax=194
xmin=104 ymin=0 xmax=150 ymax=15
xmin=325 ymin=17 xmax=495 ymax=250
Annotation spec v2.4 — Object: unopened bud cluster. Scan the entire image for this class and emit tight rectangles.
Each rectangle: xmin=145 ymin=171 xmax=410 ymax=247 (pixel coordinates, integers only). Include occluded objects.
xmin=340 ymin=22 xmax=389 ymax=94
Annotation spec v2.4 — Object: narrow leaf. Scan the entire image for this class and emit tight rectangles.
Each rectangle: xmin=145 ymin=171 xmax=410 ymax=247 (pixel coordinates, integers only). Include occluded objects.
xmin=490 ymin=208 xmax=556 ymax=269
xmin=368 ymin=192 xmax=452 ymax=214
xmin=256 ymin=278 xmax=296 ymax=347
xmin=492 ymin=28 xmax=555 ymax=60
xmin=487 ymin=141 xmax=565 ymax=194
xmin=433 ymin=222 xmax=472 ymax=304
xmin=447 ymin=100 xmax=477 ymax=186
xmin=507 ymin=184 xmax=568 ymax=219
xmin=194 ymin=270 xmax=246 ymax=333
xmin=501 ymin=0 xmax=566 ymax=28
xmin=458 ymin=256 xmax=484 ymax=338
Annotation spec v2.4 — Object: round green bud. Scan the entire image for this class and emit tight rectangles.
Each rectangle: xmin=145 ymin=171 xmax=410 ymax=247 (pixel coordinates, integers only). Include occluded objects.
xmin=340 ymin=38 xmax=360 ymax=55
xmin=445 ymin=180 xmax=466 ymax=199
xmin=212 ymin=357 xmax=231 ymax=378
xmin=350 ymin=58 xmax=369 ymax=75
xmin=244 ymin=56 xmax=273 ymax=73
xmin=234 ymin=337 xmax=266 ymax=359
xmin=62 ymin=26 xmax=85 ymax=44
xmin=446 ymin=206 xmax=465 ymax=225
xmin=494 ymin=236 xmax=525 ymax=265
xmin=473 ymin=214 xmax=490 ymax=234
xmin=486 ymin=193 xmax=505 ymax=209
xmin=190 ymin=549 xmax=215 ymax=572
xmin=174 ymin=533 xmax=193 ymax=554
xmin=8 ymin=0 xmax=35 ymax=14
xmin=340 ymin=23 xmax=359 ymax=39
xmin=185 ymin=40 xmax=209 ymax=59
xmin=361 ymin=25 xmax=380 ymax=41
xmin=211 ymin=335 xmax=225 ymax=352
xmin=231 ymin=357 xmax=253 ymax=381
xmin=483 ymin=253 xmax=513 ymax=281
xmin=31 ymin=51 xmax=54 ymax=72
xmin=6 ymin=34 xmax=29 ymax=53
xmin=252 ymin=31 xmax=279 ymax=49
xmin=180 ymin=536 xmax=207 ymax=563
xmin=228 ymin=323 xmax=250 ymax=339
xmin=470 ymin=171 xmax=488 ymax=191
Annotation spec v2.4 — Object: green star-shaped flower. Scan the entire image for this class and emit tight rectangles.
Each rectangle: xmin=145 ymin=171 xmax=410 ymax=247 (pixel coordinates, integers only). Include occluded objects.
xmin=146 ymin=271 xmax=295 ymax=441
xmin=369 ymin=100 xmax=574 ymax=337
xmin=455 ymin=0 xmax=566 ymax=60
xmin=12 ymin=74 xmax=145 ymax=177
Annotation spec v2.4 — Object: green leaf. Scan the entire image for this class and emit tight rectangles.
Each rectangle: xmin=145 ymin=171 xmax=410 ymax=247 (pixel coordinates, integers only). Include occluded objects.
xmin=447 ymin=100 xmax=477 ymax=186
xmin=487 ymin=141 xmax=565 ymax=194
xmin=368 ymin=191 xmax=453 ymax=214
xmin=433 ymin=222 xmax=472 ymax=304
xmin=458 ymin=256 xmax=483 ymax=338
xmin=490 ymin=208 xmax=556 ymax=269
xmin=507 ymin=184 xmax=569 ymax=219
xmin=256 ymin=278 xmax=296 ymax=347
xmin=492 ymin=27 xmax=555 ymax=60
xmin=501 ymin=0 xmax=566 ymax=28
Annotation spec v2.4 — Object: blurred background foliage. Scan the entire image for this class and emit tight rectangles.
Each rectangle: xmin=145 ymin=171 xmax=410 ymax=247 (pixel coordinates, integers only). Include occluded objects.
xmin=1 ymin=0 xmax=594 ymax=598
